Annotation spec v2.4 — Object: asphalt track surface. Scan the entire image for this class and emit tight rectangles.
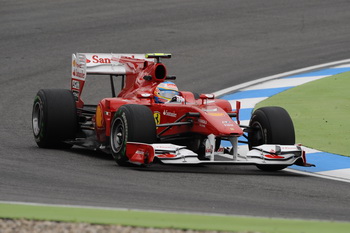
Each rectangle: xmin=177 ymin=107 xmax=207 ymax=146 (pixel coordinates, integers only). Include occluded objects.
xmin=1 ymin=0 xmax=350 ymax=221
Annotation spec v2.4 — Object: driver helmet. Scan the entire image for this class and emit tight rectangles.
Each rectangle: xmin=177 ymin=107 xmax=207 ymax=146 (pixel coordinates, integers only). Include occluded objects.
xmin=154 ymin=81 xmax=179 ymax=103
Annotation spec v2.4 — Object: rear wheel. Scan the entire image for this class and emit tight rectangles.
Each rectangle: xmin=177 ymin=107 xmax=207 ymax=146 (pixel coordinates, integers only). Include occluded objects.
xmin=248 ymin=106 xmax=295 ymax=171
xmin=32 ymin=89 xmax=78 ymax=148
xmin=110 ymin=104 xmax=157 ymax=166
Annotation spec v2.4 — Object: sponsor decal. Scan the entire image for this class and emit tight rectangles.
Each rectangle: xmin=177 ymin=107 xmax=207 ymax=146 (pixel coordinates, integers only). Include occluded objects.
xmin=135 ymin=149 xmax=145 ymax=155
xmin=198 ymin=119 xmax=207 ymax=128
xmin=155 ymin=145 xmax=175 ymax=149
xmin=111 ymin=56 xmax=119 ymax=63
xmin=166 ymin=83 xmax=177 ymax=89
xmin=72 ymin=80 xmax=80 ymax=90
xmin=198 ymin=119 xmax=207 ymax=124
xmin=205 ymin=148 xmax=212 ymax=153
xmin=222 ymin=120 xmax=234 ymax=127
xmin=207 ymin=112 xmax=224 ymax=116
xmin=157 ymin=153 xmax=177 ymax=158
xmin=203 ymin=108 xmax=218 ymax=112
xmin=86 ymin=54 xmax=145 ymax=74
xmin=140 ymin=93 xmax=152 ymax=98
xmin=205 ymin=140 xmax=213 ymax=157
xmin=153 ymin=111 xmax=161 ymax=125
xmin=72 ymin=90 xmax=79 ymax=101
xmin=217 ymin=147 xmax=224 ymax=153
xmin=163 ymin=110 xmax=177 ymax=118
xmin=95 ymin=105 xmax=104 ymax=128
xmin=265 ymin=154 xmax=284 ymax=159
xmin=72 ymin=71 xmax=85 ymax=79
xmin=281 ymin=146 xmax=297 ymax=150
xmin=72 ymin=54 xmax=86 ymax=80
xmin=91 ymin=55 xmax=112 ymax=64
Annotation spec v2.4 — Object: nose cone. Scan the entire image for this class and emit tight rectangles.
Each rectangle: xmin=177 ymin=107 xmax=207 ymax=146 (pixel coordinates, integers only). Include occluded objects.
xmin=196 ymin=106 xmax=243 ymax=136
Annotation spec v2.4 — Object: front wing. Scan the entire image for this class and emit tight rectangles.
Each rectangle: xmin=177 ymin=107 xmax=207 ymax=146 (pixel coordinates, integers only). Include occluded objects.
xmin=126 ymin=142 xmax=315 ymax=167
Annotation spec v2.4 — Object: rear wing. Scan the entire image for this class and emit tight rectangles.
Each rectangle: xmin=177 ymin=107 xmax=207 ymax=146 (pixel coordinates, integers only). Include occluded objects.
xmin=71 ymin=53 xmax=156 ymax=106
xmin=72 ymin=53 xmax=155 ymax=77
xmin=71 ymin=53 xmax=172 ymax=107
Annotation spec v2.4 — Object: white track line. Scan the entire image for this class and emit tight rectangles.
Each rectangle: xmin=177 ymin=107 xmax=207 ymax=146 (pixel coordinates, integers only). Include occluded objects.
xmin=213 ymin=58 xmax=350 ymax=97
xmin=285 ymin=168 xmax=350 ymax=184
xmin=241 ymin=76 xmax=327 ymax=91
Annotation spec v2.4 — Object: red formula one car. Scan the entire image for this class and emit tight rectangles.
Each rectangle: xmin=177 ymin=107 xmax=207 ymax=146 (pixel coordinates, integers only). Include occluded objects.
xmin=32 ymin=53 xmax=314 ymax=171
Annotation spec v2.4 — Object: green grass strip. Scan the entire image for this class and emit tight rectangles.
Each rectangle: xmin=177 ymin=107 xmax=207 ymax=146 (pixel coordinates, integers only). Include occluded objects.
xmin=256 ymin=71 xmax=350 ymax=156
xmin=1 ymin=203 xmax=350 ymax=233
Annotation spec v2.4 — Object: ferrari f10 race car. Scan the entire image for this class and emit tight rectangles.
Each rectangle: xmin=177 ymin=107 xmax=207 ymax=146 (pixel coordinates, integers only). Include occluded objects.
xmin=32 ymin=53 xmax=314 ymax=171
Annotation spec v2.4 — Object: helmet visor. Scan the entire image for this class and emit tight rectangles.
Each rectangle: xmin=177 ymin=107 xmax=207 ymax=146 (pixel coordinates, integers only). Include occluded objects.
xmin=160 ymin=90 xmax=179 ymax=99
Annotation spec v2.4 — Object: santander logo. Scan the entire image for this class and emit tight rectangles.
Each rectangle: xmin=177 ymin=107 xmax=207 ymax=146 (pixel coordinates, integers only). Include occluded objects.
xmin=87 ymin=55 xmax=112 ymax=64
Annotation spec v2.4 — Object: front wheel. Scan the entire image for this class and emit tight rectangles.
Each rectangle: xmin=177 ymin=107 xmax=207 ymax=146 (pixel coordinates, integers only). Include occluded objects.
xmin=110 ymin=104 xmax=157 ymax=166
xmin=248 ymin=106 xmax=295 ymax=171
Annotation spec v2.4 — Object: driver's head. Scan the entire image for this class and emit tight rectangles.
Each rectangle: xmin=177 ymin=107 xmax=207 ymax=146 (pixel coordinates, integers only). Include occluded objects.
xmin=154 ymin=81 xmax=179 ymax=103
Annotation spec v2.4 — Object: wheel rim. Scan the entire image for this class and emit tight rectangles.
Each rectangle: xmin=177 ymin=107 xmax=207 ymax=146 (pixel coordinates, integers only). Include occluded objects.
xmin=32 ymin=101 xmax=42 ymax=137
xmin=111 ymin=118 xmax=125 ymax=153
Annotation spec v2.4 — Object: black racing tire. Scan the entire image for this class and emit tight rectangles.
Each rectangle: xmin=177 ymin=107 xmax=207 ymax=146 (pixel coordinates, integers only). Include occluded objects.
xmin=110 ymin=104 xmax=157 ymax=166
xmin=32 ymin=89 xmax=78 ymax=149
xmin=248 ymin=106 xmax=295 ymax=171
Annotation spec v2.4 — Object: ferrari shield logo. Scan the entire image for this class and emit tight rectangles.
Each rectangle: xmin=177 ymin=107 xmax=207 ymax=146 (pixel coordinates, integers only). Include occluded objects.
xmin=153 ymin=111 xmax=161 ymax=125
